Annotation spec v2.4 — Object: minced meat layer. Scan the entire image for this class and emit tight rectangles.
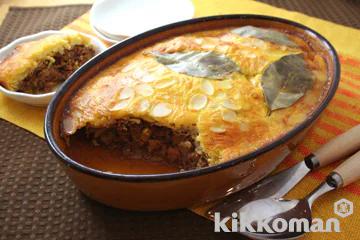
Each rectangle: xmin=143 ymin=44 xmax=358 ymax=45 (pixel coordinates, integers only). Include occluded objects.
xmin=18 ymin=45 xmax=95 ymax=94
xmin=83 ymin=119 xmax=209 ymax=170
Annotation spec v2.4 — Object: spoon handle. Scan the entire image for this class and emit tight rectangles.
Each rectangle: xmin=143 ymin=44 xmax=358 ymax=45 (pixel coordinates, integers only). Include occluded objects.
xmin=307 ymin=124 xmax=360 ymax=169
xmin=329 ymin=150 xmax=360 ymax=187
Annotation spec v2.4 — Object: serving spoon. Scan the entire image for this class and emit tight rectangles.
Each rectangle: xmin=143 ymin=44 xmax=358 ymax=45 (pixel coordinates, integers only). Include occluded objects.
xmin=238 ymin=149 xmax=360 ymax=239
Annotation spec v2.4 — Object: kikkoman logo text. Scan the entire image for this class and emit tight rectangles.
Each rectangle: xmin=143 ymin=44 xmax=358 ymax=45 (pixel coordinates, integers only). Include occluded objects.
xmin=214 ymin=198 xmax=353 ymax=233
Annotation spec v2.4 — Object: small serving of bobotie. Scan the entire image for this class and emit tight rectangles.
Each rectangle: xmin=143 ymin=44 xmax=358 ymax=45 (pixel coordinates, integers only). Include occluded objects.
xmin=0 ymin=31 xmax=95 ymax=94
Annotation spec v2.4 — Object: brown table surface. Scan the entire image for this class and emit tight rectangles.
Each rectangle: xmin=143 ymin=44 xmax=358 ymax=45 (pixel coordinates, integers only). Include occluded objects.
xmin=0 ymin=1 xmax=359 ymax=240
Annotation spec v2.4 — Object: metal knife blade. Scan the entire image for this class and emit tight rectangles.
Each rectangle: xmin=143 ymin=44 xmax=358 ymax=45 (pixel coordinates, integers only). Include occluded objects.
xmin=207 ymin=160 xmax=310 ymax=218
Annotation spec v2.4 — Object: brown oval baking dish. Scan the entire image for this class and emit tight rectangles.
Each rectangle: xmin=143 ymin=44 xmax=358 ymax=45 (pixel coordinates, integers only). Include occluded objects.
xmin=44 ymin=15 xmax=340 ymax=211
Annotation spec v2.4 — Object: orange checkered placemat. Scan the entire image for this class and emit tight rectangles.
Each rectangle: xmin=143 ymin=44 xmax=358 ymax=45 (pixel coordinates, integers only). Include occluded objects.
xmin=0 ymin=1 xmax=359 ymax=239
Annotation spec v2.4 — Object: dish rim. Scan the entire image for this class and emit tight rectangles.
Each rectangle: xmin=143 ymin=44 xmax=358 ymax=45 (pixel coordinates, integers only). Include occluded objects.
xmin=44 ymin=14 xmax=340 ymax=182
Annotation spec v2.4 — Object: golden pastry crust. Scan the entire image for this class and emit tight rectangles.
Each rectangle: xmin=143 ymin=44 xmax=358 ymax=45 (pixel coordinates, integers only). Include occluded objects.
xmin=0 ymin=31 xmax=92 ymax=91
xmin=62 ymin=28 xmax=327 ymax=165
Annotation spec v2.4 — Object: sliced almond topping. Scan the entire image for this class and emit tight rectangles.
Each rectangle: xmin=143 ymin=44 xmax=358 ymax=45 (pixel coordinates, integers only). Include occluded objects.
xmin=155 ymin=79 xmax=176 ymax=89
xmin=210 ymin=126 xmax=226 ymax=133
xmin=110 ymin=99 xmax=131 ymax=111
xmin=194 ymin=38 xmax=204 ymax=44
xmin=138 ymin=99 xmax=150 ymax=112
xmin=202 ymin=44 xmax=214 ymax=50
xmin=133 ymin=68 xmax=144 ymax=79
xmin=241 ymin=38 xmax=266 ymax=48
xmin=222 ymin=109 xmax=237 ymax=122
xmin=136 ymin=84 xmax=154 ymax=96
xmin=119 ymin=87 xmax=135 ymax=100
xmin=151 ymin=103 xmax=172 ymax=117
xmin=222 ymin=99 xmax=241 ymax=110
xmin=189 ymin=94 xmax=208 ymax=111
xmin=141 ymin=75 xmax=156 ymax=83
xmin=217 ymin=45 xmax=230 ymax=52
xmin=251 ymin=39 xmax=266 ymax=48
xmin=218 ymin=80 xmax=233 ymax=89
xmin=201 ymin=80 xmax=214 ymax=95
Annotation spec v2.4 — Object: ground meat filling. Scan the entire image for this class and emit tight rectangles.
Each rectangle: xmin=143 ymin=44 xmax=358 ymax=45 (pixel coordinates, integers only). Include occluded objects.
xmin=83 ymin=119 xmax=209 ymax=170
xmin=18 ymin=45 xmax=95 ymax=94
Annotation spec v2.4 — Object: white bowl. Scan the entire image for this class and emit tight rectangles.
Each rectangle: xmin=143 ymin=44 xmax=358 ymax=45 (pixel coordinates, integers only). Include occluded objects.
xmin=0 ymin=30 xmax=108 ymax=107
xmin=90 ymin=0 xmax=194 ymax=41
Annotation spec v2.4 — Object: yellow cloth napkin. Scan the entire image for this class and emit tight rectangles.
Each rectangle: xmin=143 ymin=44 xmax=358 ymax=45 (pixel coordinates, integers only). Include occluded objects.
xmin=1 ymin=1 xmax=360 ymax=239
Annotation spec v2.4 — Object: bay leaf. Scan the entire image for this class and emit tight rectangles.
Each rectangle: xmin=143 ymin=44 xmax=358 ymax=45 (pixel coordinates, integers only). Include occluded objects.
xmin=261 ymin=54 xmax=313 ymax=112
xmin=232 ymin=26 xmax=297 ymax=47
xmin=152 ymin=51 xmax=240 ymax=79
